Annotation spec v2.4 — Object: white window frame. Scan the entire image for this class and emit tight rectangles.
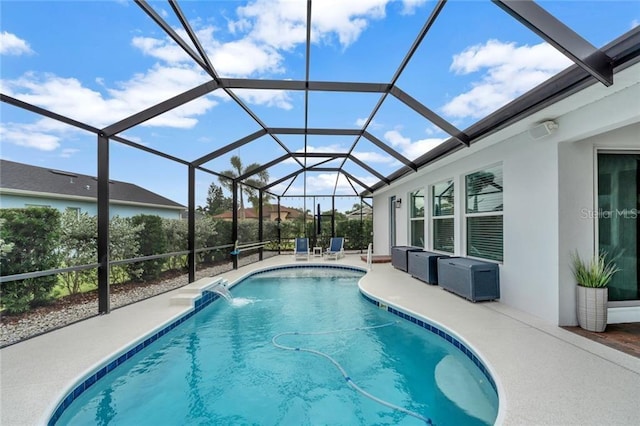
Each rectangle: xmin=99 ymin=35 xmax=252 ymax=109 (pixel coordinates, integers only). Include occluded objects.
xmin=463 ymin=163 xmax=504 ymax=263
xmin=431 ymin=178 xmax=455 ymax=254
xmin=409 ymin=188 xmax=425 ymax=248
xmin=595 ymin=148 xmax=640 ymax=307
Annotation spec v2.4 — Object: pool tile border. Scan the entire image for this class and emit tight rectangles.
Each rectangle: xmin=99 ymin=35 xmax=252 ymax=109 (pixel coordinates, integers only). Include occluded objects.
xmin=48 ymin=289 xmax=223 ymax=425
xmin=360 ymin=291 xmax=497 ymax=393
xmin=48 ymin=264 xmax=498 ymax=424
xmin=48 ymin=264 xmax=365 ymax=425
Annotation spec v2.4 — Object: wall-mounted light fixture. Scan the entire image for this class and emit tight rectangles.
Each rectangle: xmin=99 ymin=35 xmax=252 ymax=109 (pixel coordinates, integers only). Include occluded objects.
xmin=395 ymin=198 xmax=402 ymax=208
xmin=528 ymin=120 xmax=558 ymax=140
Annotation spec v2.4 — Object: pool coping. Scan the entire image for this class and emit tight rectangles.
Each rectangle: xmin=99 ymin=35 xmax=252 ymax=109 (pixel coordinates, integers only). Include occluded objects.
xmin=46 ymin=263 xmax=501 ymax=425
xmin=358 ymin=285 xmax=504 ymax=425
xmin=3 ymin=255 xmax=639 ymax=426
xmin=45 ymin=264 xmax=369 ymax=424
xmin=45 ymin=280 xmax=224 ymax=425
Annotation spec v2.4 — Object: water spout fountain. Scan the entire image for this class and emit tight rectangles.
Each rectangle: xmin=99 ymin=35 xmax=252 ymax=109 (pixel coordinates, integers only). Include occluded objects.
xmin=211 ymin=281 xmax=232 ymax=302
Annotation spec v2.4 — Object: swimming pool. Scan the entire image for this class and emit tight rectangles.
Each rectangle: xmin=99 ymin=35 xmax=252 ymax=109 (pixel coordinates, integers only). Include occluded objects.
xmin=51 ymin=266 xmax=498 ymax=425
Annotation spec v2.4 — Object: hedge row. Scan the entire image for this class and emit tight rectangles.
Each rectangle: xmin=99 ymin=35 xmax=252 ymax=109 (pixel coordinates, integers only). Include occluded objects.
xmin=0 ymin=207 xmax=373 ymax=314
xmin=0 ymin=208 xmax=228 ymax=314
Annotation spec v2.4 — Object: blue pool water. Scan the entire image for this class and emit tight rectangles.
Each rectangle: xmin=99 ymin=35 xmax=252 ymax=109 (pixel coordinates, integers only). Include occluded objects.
xmin=55 ymin=267 xmax=498 ymax=425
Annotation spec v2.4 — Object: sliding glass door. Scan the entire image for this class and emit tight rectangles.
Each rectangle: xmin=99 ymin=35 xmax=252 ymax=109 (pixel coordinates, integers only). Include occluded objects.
xmin=598 ymin=152 xmax=640 ymax=302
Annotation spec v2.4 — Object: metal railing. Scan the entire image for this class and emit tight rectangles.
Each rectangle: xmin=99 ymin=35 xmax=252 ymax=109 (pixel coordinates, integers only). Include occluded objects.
xmin=0 ymin=242 xmax=269 ymax=284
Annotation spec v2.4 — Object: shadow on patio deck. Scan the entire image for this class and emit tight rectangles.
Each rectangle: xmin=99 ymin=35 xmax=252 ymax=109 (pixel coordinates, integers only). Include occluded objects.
xmin=563 ymin=323 xmax=640 ymax=358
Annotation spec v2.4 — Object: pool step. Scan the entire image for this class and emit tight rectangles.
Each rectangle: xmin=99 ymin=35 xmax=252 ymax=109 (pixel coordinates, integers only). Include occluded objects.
xmin=179 ymin=277 xmax=223 ymax=294
xmin=169 ymin=277 xmax=224 ymax=307
xmin=170 ymin=293 xmax=198 ymax=306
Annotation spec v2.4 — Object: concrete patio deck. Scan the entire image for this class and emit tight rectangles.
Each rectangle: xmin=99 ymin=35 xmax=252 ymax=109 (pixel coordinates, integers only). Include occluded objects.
xmin=1 ymin=254 xmax=639 ymax=425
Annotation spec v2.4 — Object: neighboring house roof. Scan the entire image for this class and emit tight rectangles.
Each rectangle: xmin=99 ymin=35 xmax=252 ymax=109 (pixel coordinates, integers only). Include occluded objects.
xmin=0 ymin=160 xmax=185 ymax=210
xmin=345 ymin=205 xmax=372 ymax=219
xmin=214 ymin=208 xmax=260 ymax=220
xmin=213 ymin=205 xmax=303 ymax=220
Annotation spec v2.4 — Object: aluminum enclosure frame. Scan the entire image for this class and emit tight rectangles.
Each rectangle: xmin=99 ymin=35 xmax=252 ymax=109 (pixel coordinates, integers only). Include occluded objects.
xmin=2 ymin=0 xmax=638 ymax=314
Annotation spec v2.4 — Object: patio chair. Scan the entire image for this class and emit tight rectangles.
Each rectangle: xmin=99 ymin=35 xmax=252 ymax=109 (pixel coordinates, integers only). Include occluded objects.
xmin=325 ymin=237 xmax=345 ymax=260
xmin=294 ymin=237 xmax=310 ymax=260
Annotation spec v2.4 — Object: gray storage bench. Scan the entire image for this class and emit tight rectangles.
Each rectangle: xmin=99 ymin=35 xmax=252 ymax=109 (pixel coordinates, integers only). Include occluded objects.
xmin=391 ymin=246 xmax=423 ymax=272
xmin=436 ymin=257 xmax=500 ymax=302
xmin=407 ymin=251 xmax=450 ymax=285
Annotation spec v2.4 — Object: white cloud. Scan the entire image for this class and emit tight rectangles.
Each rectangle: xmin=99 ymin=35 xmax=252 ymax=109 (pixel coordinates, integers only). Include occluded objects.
xmin=354 ymin=117 xmax=382 ymax=129
xmin=132 ymin=36 xmax=191 ymax=63
xmin=307 ymin=143 xmax=349 ymax=153
xmin=352 ymin=150 xmax=395 ymax=164
xmin=384 ymin=129 xmax=445 ymax=159
xmin=0 ymin=64 xmax=217 ymax=154
xmin=2 ymin=65 xmax=216 ymax=129
xmin=399 ymin=0 xmax=427 ymax=15
xmin=306 ymin=172 xmax=376 ymax=193
xmin=632 ymin=19 xmax=639 ymax=29
xmin=0 ymin=122 xmax=61 ymax=151
xmin=132 ymin=26 xmax=284 ymax=77
xmin=236 ymin=0 xmax=389 ymax=49
xmin=355 ymin=117 xmax=368 ymax=127
xmin=0 ymin=31 xmax=33 ymax=56
xmin=235 ymin=0 xmax=307 ymax=50
xmin=442 ymin=40 xmax=572 ymax=119
xmin=269 ymin=170 xmax=377 ymax=196
xmin=283 ymin=143 xmax=349 ymax=165
xmin=211 ymin=39 xmax=284 ymax=76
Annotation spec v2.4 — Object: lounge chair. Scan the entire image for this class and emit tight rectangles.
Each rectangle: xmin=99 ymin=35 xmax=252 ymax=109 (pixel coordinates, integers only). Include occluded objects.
xmin=325 ymin=237 xmax=344 ymax=260
xmin=294 ymin=237 xmax=310 ymax=260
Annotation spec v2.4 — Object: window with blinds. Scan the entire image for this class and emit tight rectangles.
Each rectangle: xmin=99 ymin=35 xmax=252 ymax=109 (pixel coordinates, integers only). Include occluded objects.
xmin=432 ymin=179 xmax=454 ymax=253
xmin=410 ymin=189 xmax=425 ymax=247
xmin=465 ymin=165 xmax=503 ymax=261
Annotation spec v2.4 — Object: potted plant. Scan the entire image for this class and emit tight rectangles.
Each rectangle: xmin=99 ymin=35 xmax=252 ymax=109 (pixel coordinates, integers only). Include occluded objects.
xmin=571 ymin=251 xmax=619 ymax=332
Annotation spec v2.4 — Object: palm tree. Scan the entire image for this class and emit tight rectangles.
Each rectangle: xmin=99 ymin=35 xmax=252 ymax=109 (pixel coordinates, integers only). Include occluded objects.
xmin=219 ymin=155 xmax=270 ymax=219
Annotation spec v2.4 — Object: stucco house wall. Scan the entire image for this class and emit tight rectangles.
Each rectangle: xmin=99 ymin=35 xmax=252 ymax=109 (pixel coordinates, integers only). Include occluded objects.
xmin=372 ymin=63 xmax=639 ymax=326
xmin=0 ymin=192 xmax=183 ymax=219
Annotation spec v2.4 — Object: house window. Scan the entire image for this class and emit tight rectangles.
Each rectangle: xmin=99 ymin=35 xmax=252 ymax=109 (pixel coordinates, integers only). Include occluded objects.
xmin=465 ymin=165 xmax=503 ymax=261
xmin=410 ymin=189 xmax=425 ymax=247
xmin=598 ymin=152 xmax=639 ymax=302
xmin=432 ymin=179 xmax=454 ymax=253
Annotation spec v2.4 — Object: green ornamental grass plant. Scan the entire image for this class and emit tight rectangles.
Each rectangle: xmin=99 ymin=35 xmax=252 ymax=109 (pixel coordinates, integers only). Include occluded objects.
xmin=571 ymin=251 xmax=620 ymax=288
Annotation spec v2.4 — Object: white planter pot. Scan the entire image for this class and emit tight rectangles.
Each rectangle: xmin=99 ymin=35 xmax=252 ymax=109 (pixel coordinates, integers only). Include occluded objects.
xmin=576 ymin=286 xmax=608 ymax=332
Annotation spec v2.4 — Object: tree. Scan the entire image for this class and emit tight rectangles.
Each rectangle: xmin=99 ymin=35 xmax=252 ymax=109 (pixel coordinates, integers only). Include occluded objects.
xmin=0 ymin=218 xmax=14 ymax=259
xmin=129 ymin=215 xmax=167 ymax=281
xmin=218 ymin=155 xmax=270 ymax=219
xmin=347 ymin=203 xmax=361 ymax=214
xmin=109 ymin=216 xmax=143 ymax=284
xmin=0 ymin=208 xmax=61 ymax=313
xmin=59 ymin=211 xmax=97 ymax=295
xmin=467 ymin=171 xmax=498 ymax=213
xmin=202 ymin=183 xmax=232 ymax=216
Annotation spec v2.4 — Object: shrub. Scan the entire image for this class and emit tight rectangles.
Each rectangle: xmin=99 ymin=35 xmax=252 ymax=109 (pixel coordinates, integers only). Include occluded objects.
xmin=0 ymin=208 xmax=61 ymax=314
xmin=196 ymin=216 xmax=218 ymax=264
xmin=208 ymin=219 xmax=232 ymax=263
xmin=162 ymin=218 xmax=188 ymax=271
xmin=337 ymin=218 xmax=373 ymax=250
xmin=59 ymin=211 xmax=97 ymax=294
xmin=129 ymin=215 xmax=167 ymax=282
xmin=110 ymin=216 xmax=143 ymax=284
xmin=238 ymin=220 xmax=259 ymax=244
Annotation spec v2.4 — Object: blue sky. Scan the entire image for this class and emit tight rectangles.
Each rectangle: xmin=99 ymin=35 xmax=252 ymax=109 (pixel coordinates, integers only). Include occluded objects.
xmin=1 ymin=0 xmax=638 ymax=212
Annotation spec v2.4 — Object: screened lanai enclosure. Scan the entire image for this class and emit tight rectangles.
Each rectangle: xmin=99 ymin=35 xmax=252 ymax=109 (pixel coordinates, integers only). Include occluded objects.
xmin=1 ymin=0 xmax=638 ymax=341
